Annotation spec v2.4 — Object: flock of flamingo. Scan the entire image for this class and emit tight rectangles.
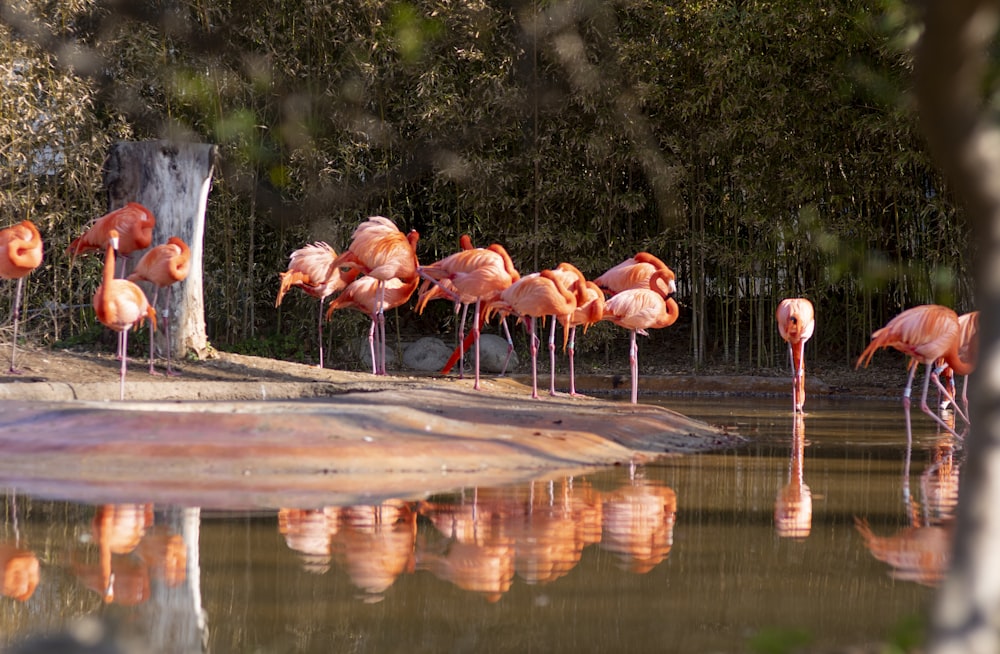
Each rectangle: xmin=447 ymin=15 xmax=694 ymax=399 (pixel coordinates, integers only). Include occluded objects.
xmin=0 ymin=207 xmax=981 ymax=429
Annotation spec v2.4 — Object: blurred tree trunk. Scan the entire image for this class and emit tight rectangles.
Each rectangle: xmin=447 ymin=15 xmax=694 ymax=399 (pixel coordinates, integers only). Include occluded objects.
xmin=103 ymin=141 xmax=218 ymax=361
xmin=915 ymin=0 xmax=1000 ymax=652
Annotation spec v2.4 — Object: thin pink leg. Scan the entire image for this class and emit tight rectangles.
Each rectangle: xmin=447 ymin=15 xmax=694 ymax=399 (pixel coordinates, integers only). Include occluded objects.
xmin=119 ymin=329 xmax=128 ymax=401
xmin=317 ymin=297 xmax=325 ymax=369
xmin=629 ymin=330 xmax=639 ymax=404
xmin=528 ymin=317 xmax=539 ymax=399
xmin=548 ymin=318 xmax=557 ymax=396
xmin=367 ymin=318 xmax=377 ymax=375
xmin=164 ymin=286 xmax=180 ymax=377
xmin=918 ymin=365 xmax=961 ymax=439
xmin=148 ymin=287 xmax=161 ymax=375
xmin=472 ymin=300 xmax=481 ymax=390
xmin=568 ymin=325 xmax=579 ymax=396
xmin=499 ymin=318 xmax=514 ymax=376
xmin=8 ymin=278 xmax=24 ymax=374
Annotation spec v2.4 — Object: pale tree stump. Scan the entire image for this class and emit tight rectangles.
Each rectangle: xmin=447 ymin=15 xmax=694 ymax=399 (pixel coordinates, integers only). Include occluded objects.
xmin=103 ymin=141 xmax=218 ymax=361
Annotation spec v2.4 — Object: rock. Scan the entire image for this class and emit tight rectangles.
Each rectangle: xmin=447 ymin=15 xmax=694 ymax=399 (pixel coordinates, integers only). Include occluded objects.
xmin=478 ymin=333 xmax=517 ymax=373
xmin=355 ymin=336 xmax=397 ymax=371
xmin=402 ymin=337 xmax=452 ymax=371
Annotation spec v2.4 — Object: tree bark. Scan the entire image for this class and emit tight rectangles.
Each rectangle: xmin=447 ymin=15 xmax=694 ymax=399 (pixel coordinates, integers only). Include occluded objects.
xmin=103 ymin=140 xmax=218 ymax=361
xmin=915 ymin=1 xmax=1000 ymax=652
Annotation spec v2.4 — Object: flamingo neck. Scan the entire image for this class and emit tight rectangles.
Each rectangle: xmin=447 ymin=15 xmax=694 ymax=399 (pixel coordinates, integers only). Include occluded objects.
xmin=103 ymin=241 xmax=116 ymax=289
xmin=943 ymin=342 xmax=975 ymax=376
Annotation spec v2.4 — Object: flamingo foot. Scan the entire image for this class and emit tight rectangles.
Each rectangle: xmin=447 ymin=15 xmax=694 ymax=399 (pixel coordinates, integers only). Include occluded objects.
xmin=149 ymin=368 xmax=164 ymax=377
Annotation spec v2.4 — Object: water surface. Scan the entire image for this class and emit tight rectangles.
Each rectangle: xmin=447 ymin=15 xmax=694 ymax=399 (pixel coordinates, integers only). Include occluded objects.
xmin=0 ymin=396 xmax=958 ymax=652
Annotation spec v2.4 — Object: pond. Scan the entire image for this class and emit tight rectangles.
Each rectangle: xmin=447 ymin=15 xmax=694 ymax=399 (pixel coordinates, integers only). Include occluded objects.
xmin=0 ymin=396 xmax=958 ymax=653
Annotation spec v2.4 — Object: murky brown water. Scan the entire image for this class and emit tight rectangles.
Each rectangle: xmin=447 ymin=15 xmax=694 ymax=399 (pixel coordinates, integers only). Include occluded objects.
xmin=0 ymin=396 xmax=960 ymax=653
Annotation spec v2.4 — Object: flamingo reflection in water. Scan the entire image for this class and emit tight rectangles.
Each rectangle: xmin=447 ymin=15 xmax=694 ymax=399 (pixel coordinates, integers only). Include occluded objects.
xmin=417 ymin=489 xmax=516 ymax=603
xmin=774 ymin=414 xmax=812 ymax=539
xmin=509 ymin=479 xmax=603 ymax=586
xmin=331 ymin=502 xmax=416 ymax=603
xmin=278 ymin=507 xmax=340 ymax=574
xmin=72 ymin=504 xmax=186 ymax=604
xmin=599 ymin=470 xmax=678 ymax=574
xmin=854 ymin=416 xmax=959 ymax=586
xmin=0 ymin=494 xmax=39 ymax=602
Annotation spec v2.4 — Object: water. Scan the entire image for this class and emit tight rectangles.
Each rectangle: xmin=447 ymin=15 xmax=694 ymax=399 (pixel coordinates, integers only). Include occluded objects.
xmin=0 ymin=396 xmax=960 ymax=653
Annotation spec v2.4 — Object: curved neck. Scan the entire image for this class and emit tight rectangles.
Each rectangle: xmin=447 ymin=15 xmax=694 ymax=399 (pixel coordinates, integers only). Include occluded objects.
xmin=103 ymin=241 xmax=116 ymax=290
xmin=944 ymin=342 xmax=975 ymax=376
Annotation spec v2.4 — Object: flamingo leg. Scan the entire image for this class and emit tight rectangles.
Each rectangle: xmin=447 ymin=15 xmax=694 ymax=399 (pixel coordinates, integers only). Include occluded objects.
xmin=119 ymin=329 xmax=129 ymax=401
xmin=317 ymin=297 xmax=325 ymax=369
xmin=499 ymin=318 xmax=514 ymax=376
xmin=528 ymin=317 xmax=539 ymax=399
xmin=458 ymin=303 xmax=469 ymax=379
xmin=8 ymin=277 xmax=24 ymax=374
xmin=930 ymin=366 xmax=968 ymax=426
xmin=548 ymin=317 xmax=557 ymax=396
xmin=377 ymin=283 xmax=387 ymax=375
xmin=629 ymin=329 xmax=639 ymax=404
xmin=471 ymin=300 xmax=481 ymax=390
xmin=163 ymin=286 xmax=181 ymax=377
xmin=918 ymin=365 xmax=962 ymax=439
xmin=366 ymin=315 xmax=378 ymax=375
xmin=147 ymin=287 xmax=161 ymax=376
xmin=568 ymin=325 xmax=578 ymax=396
xmin=786 ymin=343 xmax=796 ymax=413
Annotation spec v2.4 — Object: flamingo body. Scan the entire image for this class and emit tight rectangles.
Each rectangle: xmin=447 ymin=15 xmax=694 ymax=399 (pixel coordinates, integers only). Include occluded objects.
xmin=602 ymin=269 xmax=679 ymax=404
xmin=776 ymin=298 xmax=815 ymax=412
xmin=856 ymin=304 xmax=972 ymax=439
xmin=594 ymin=252 xmax=675 ymax=295
xmin=276 ymin=242 xmax=359 ymax=369
xmin=0 ymin=220 xmax=43 ymax=373
xmin=68 ymin=202 xmax=156 ymax=258
xmin=128 ymin=237 xmax=191 ymax=375
xmin=94 ymin=230 xmax=157 ymax=400
xmin=326 ymin=276 xmax=419 ymax=374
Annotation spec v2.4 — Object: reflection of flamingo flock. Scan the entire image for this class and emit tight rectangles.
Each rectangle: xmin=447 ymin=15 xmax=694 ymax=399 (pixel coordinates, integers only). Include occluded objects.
xmin=276 ymin=477 xmax=675 ymax=602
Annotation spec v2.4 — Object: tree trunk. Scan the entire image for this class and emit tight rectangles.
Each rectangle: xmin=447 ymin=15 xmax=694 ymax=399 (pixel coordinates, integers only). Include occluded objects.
xmin=915 ymin=1 xmax=1000 ymax=652
xmin=102 ymin=140 xmax=218 ymax=361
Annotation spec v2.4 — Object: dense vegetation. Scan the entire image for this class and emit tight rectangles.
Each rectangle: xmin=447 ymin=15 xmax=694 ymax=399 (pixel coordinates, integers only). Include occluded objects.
xmin=0 ymin=0 xmax=970 ymax=370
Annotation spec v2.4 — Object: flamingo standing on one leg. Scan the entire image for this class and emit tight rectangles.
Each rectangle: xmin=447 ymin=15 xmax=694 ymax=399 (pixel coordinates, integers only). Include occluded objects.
xmin=488 ymin=269 xmax=585 ymax=399
xmin=326 ymin=275 xmax=419 ymax=373
xmin=0 ymin=220 xmax=43 ymax=373
xmin=776 ymin=298 xmax=816 ymax=413
xmin=417 ymin=241 xmax=520 ymax=389
xmin=547 ymin=263 xmax=604 ymax=396
xmin=855 ymin=304 xmax=972 ymax=442
xmin=127 ymin=237 xmax=191 ymax=376
xmin=275 ymin=242 xmax=359 ymax=369
xmin=602 ymin=269 xmax=680 ymax=404
xmin=93 ymin=230 xmax=157 ymax=400
xmin=330 ymin=217 xmax=419 ymax=375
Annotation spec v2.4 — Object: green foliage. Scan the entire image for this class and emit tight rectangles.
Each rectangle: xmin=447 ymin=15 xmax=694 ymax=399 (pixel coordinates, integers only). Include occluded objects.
xmin=747 ymin=626 xmax=813 ymax=654
xmin=0 ymin=0 xmax=971 ymax=370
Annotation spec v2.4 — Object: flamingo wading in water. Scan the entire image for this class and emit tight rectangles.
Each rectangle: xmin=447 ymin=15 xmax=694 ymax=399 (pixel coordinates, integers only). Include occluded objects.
xmin=602 ymin=269 xmax=679 ymax=404
xmin=275 ymin=242 xmax=359 ymax=369
xmin=0 ymin=220 xmax=43 ymax=373
xmin=776 ymin=298 xmax=815 ymax=413
xmin=93 ymin=230 xmax=157 ymax=400
xmin=128 ymin=237 xmax=191 ymax=376
xmin=855 ymin=304 xmax=972 ymax=441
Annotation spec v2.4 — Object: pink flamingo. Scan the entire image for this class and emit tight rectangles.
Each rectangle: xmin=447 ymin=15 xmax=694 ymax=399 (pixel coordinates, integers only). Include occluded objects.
xmin=127 ymin=237 xmax=190 ymax=376
xmin=776 ymin=298 xmax=816 ymax=413
xmin=0 ymin=220 xmax=43 ymax=373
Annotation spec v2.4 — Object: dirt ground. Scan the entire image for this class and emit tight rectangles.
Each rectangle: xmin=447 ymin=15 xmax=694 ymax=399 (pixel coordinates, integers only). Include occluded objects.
xmin=0 ymin=339 xmax=904 ymax=400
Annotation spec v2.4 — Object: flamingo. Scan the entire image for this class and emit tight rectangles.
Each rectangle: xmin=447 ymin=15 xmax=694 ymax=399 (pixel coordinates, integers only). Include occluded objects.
xmin=939 ymin=310 xmax=978 ymax=416
xmin=275 ymin=242 xmax=359 ymax=369
xmin=326 ymin=275 xmax=419 ymax=374
xmin=602 ymin=269 xmax=680 ymax=404
xmin=417 ymin=240 xmax=520 ymax=389
xmin=127 ymin=237 xmax=191 ymax=376
xmin=68 ymin=202 xmax=156 ymax=275
xmin=855 ymin=304 xmax=972 ymax=441
xmin=330 ymin=217 xmax=419 ymax=375
xmin=547 ymin=262 xmax=604 ymax=396
xmin=0 ymin=220 xmax=43 ymax=373
xmin=488 ymin=269 xmax=586 ymax=399
xmin=93 ymin=230 xmax=157 ymax=400
xmin=775 ymin=298 xmax=816 ymax=413
xmin=594 ymin=252 xmax=675 ymax=295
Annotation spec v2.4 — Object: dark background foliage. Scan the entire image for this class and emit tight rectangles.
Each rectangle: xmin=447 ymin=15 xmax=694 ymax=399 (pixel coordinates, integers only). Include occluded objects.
xmin=0 ymin=0 xmax=970 ymax=370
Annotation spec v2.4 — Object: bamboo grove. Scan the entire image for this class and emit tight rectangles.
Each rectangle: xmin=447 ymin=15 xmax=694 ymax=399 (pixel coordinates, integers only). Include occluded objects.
xmin=0 ymin=0 xmax=973 ymax=371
